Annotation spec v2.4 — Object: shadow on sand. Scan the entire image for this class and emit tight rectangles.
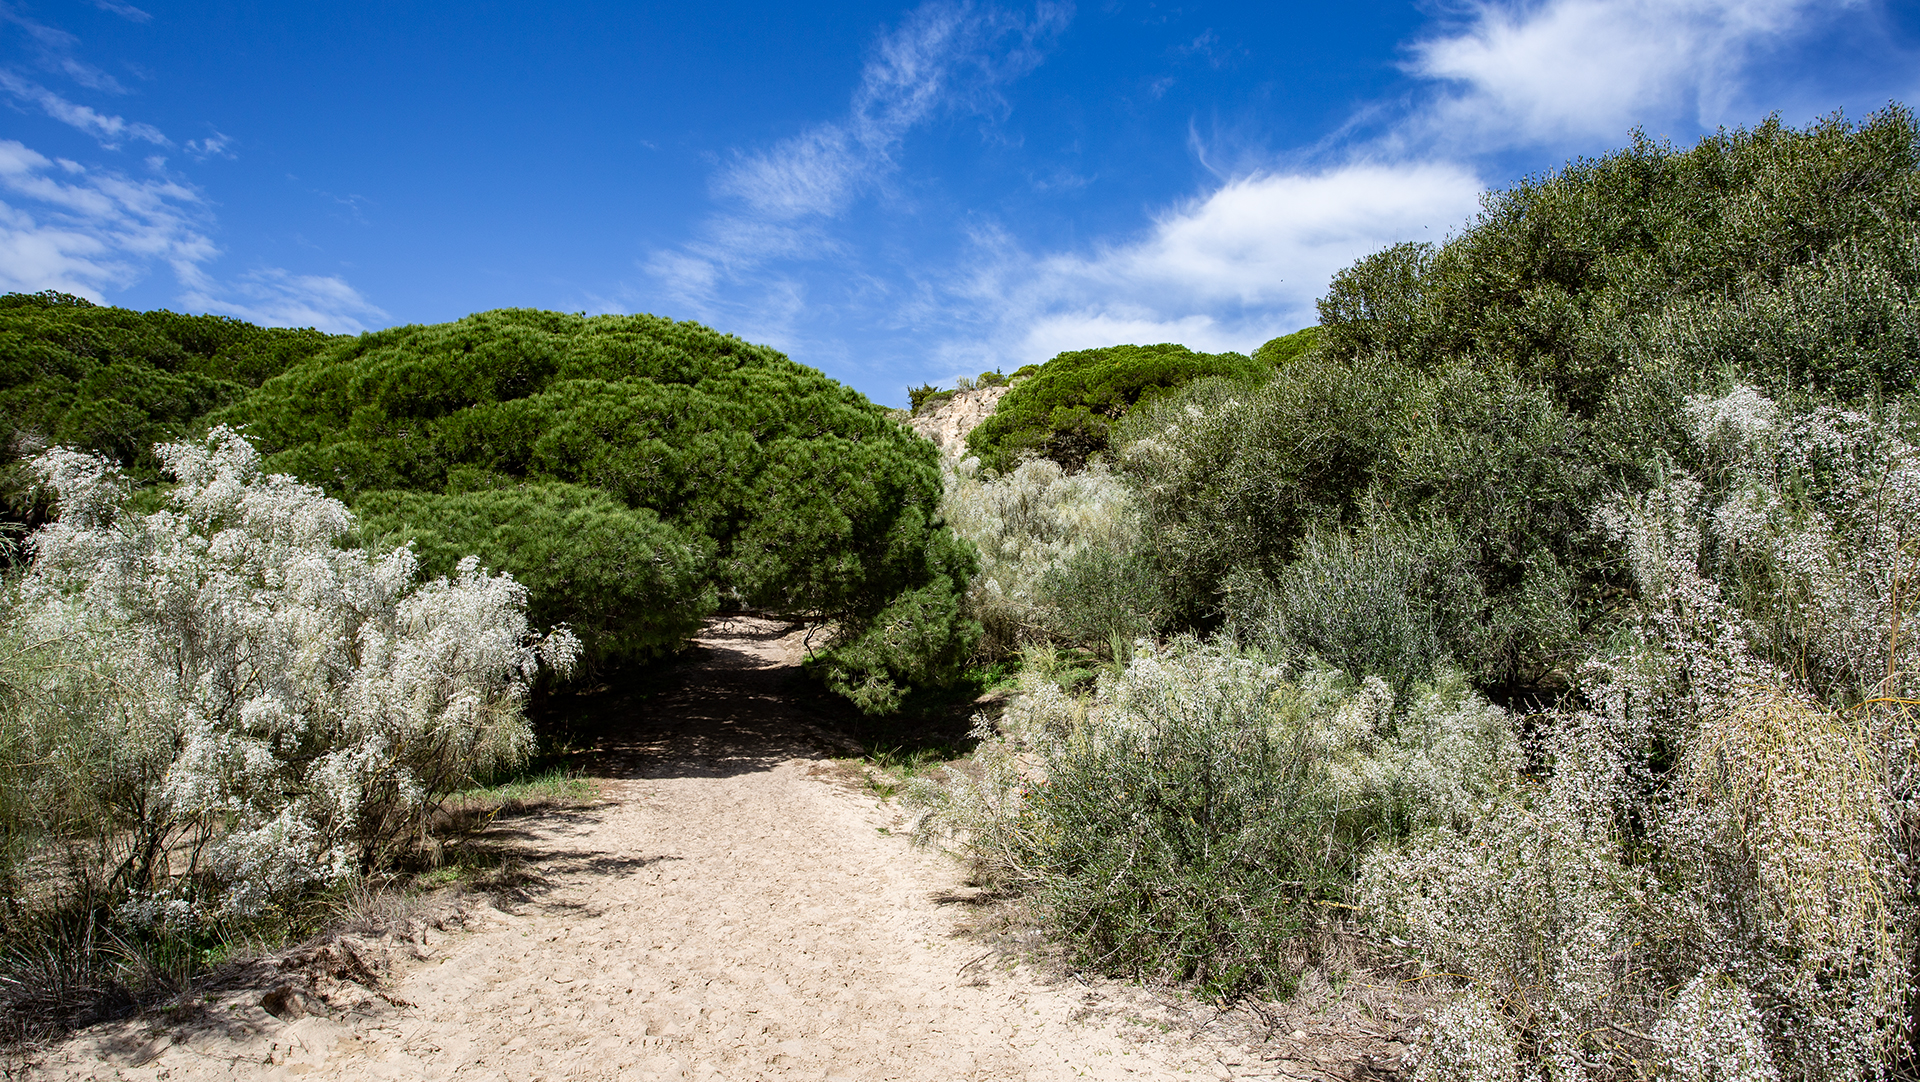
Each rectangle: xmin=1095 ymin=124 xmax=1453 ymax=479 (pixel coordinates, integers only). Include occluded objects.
xmin=531 ymin=617 xmax=864 ymax=783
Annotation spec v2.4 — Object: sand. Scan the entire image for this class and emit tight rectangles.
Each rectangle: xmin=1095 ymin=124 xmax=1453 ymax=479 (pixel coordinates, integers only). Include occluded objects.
xmin=20 ymin=617 xmax=1407 ymax=1082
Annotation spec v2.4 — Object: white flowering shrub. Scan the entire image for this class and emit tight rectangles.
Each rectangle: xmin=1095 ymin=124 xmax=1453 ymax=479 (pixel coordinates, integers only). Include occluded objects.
xmin=4 ymin=428 xmax=578 ymax=919
xmin=910 ymin=638 xmax=1519 ymax=998
xmin=1649 ymin=974 xmax=1780 ymax=1082
xmin=1408 ymin=989 xmax=1521 ymax=1082
xmin=939 ymin=454 xmax=1147 ymax=654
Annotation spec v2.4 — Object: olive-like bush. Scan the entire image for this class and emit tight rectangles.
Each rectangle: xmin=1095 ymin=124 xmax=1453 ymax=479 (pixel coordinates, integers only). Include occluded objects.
xmin=1316 ymin=108 xmax=1920 ymax=411
xmin=1116 ymin=111 xmax=1920 ymax=696
xmin=938 ymin=455 xmax=1155 ymax=656
xmin=909 ymin=644 xmax=1518 ymax=1000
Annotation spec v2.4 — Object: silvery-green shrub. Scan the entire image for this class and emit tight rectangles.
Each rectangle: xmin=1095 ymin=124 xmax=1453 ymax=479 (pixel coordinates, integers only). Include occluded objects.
xmin=940 ymin=455 xmax=1152 ymax=654
xmin=912 ymin=639 xmax=1519 ymax=998
xmin=1362 ymin=386 xmax=1915 ymax=1080
xmin=5 ymin=428 xmax=577 ymax=918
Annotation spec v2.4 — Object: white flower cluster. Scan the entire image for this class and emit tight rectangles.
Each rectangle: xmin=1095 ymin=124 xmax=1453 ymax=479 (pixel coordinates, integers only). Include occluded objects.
xmin=1407 ymin=988 xmax=1521 ymax=1082
xmin=939 ymin=455 xmax=1139 ymax=648
xmin=1649 ymin=973 xmax=1780 ymax=1082
xmin=12 ymin=428 xmax=577 ymax=917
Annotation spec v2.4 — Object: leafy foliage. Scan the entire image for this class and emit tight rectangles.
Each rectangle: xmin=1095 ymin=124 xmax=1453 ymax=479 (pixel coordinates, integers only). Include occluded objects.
xmin=907 ymin=382 xmax=949 ymax=413
xmin=910 ymin=646 xmax=1518 ymax=1000
xmin=0 ymin=291 xmax=338 ymax=501
xmin=1250 ymin=326 xmax=1319 ymax=368
xmin=354 ymin=483 xmax=714 ymax=667
xmin=1117 ymin=110 xmax=1920 ymax=695
xmin=1316 ymin=108 xmax=1920 ymax=410
xmin=227 ymin=308 xmax=973 ymax=701
xmin=964 ymin=342 xmax=1267 ymax=472
xmin=938 ymin=456 xmax=1154 ymax=657
xmin=1364 ymin=387 xmax=1918 ymax=1079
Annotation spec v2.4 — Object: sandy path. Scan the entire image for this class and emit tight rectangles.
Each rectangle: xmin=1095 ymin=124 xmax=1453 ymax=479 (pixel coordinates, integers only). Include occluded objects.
xmin=27 ymin=618 xmax=1361 ymax=1082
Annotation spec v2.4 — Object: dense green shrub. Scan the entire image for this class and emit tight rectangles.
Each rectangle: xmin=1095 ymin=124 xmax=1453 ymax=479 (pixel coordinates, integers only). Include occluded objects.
xmin=354 ymin=483 xmax=715 ymax=667
xmin=965 ymin=343 xmax=1267 ymax=472
xmin=1316 ymin=108 xmax=1920 ymax=411
xmin=1249 ymin=326 xmax=1319 ymax=368
xmin=1038 ymin=540 xmax=1166 ymax=652
xmin=1114 ymin=363 xmax=1408 ymax=634
xmin=907 ymin=382 xmax=949 ymax=413
xmin=0 ymin=291 xmax=337 ymax=495
xmin=227 ymin=308 xmax=973 ymax=701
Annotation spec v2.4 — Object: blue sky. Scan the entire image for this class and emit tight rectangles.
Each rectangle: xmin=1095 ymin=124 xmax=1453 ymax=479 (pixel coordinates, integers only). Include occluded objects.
xmin=2 ymin=1 xmax=1917 ymax=405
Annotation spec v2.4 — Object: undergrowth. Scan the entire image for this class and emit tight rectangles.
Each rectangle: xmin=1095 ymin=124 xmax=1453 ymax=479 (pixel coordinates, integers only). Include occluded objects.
xmin=0 ymin=755 xmax=594 ymax=1047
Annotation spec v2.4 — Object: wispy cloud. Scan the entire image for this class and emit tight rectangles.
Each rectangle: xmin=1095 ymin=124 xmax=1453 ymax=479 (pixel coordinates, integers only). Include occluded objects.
xmin=0 ymin=70 xmax=168 ymax=147
xmin=0 ymin=1 xmax=172 ymax=147
xmin=184 ymin=131 xmax=235 ymax=161
xmin=0 ymin=2 xmax=130 ymax=92
xmin=0 ymin=140 xmax=378 ymax=332
xmin=0 ymin=139 xmax=209 ymax=295
xmin=179 ymin=268 xmax=386 ymax=334
xmin=88 ymin=0 xmax=151 ymax=23
xmin=714 ymin=0 xmax=1070 ymax=220
xmin=643 ymin=0 xmax=1071 ymax=337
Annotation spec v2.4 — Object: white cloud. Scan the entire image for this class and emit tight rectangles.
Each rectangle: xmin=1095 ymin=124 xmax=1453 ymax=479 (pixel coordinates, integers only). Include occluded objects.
xmin=185 ymin=131 xmax=236 ymax=160
xmin=926 ymin=0 xmax=1872 ymax=376
xmin=1404 ymin=0 xmax=1857 ymax=149
xmin=939 ymin=162 xmax=1483 ymax=369
xmin=0 ymin=139 xmax=209 ymax=295
xmin=1046 ymin=164 xmax=1482 ymax=310
xmin=719 ymin=126 xmax=864 ymax=221
xmin=179 ymin=268 xmax=386 ymax=334
xmin=0 ymin=6 xmax=371 ymax=331
xmin=0 ymin=138 xmax=379 ymax=332
xmin=0 ymin=200 xmax=121 ymax=296
xmin=88 ymin=0 xmax=151 ymax=22
xmin=648 ymin=0 xmax=1070 ymax=333
xmin=0 ymin=70 xmax=168 ymax=147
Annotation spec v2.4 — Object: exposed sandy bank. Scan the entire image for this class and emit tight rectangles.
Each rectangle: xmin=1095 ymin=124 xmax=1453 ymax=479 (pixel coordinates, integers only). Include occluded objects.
xmin=907 ymin=385 xmax=1009 ymax=455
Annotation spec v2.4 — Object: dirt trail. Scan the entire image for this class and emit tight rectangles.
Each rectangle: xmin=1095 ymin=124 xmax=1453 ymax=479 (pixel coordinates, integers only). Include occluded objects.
xmin=27 ymin=617 xmax=1397 ymax=1082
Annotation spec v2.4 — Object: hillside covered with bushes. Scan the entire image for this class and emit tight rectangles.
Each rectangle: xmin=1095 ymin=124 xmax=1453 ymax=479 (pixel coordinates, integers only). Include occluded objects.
xmin=225 ymin=309 xmax=975 ymax=702
xmin=0 ymin=291 xmax=340 ymax=511
xmin=920 ymin=108 xmax=1920 ymax=1080
xmin=5 ymin=104 xmax=1920 ymax=1081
